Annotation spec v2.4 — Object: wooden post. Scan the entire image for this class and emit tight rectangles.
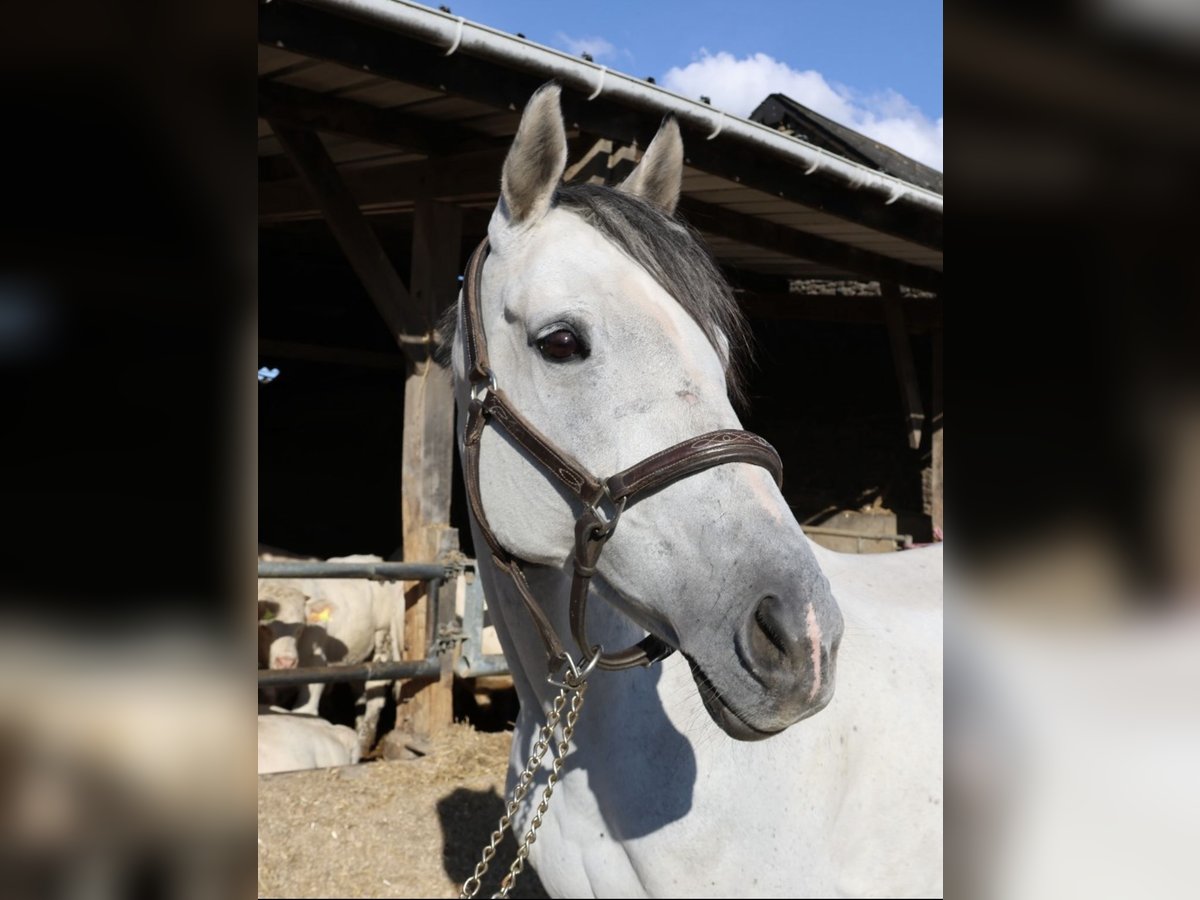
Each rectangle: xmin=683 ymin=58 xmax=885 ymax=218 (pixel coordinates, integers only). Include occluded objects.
xmin=271 ymin=120 xmax=464 ymax=737
xmin=882 ymin=282 xmax=925 ymax=450
xmin=931 ymin=327 xmax=943 ymax=538
xmin=564 ymin=134 xmax=640 ymax=186
xmin=396 ymin=199 xmax=463 ymax=740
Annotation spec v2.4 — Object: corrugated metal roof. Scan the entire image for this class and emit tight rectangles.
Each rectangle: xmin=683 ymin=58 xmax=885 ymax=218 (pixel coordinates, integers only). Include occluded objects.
xmin=750 ymin=94 xmax=944 ymax=195
xmin=257 ymin=2 xmax=942 ymax=291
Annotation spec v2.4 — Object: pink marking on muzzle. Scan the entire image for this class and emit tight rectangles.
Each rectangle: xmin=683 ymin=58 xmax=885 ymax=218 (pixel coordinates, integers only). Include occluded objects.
xmin=272 ymin=656 xmax=298 ymax=670
xmin=805 ymin=602 xmax=822 ymax=701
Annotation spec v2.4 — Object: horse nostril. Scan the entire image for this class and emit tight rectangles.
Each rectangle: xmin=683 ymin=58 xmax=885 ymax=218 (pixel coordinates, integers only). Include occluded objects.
xmin=749 ymin=594 xmax=805 ymax=669
xmin=754 ymin=596 xmax=790 ymax=656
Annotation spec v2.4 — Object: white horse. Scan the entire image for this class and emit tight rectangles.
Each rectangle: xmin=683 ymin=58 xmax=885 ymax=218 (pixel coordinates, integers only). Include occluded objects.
xmin=449 ymin=84 xmax=942 ymax=899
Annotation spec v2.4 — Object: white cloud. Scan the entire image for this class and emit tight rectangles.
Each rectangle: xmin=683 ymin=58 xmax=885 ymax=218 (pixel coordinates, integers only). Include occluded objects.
xmin=555 ymin=33 xmax=617 ymax=61
xmin=661 ymin=51 xmax=943 ymax=171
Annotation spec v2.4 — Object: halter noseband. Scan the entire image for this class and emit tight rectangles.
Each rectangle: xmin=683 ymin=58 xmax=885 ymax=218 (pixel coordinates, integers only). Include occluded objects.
xmin=460 ymin=237 xmax=784 ymax=682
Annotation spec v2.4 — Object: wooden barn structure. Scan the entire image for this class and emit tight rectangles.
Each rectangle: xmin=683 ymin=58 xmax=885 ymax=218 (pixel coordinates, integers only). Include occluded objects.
xmin=257 ymin=0 xmax=943 ymax=735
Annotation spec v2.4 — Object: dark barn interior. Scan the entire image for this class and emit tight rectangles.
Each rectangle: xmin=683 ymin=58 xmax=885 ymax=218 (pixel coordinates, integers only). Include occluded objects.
xmin=259 ymin=221 xmax=938 ymax=559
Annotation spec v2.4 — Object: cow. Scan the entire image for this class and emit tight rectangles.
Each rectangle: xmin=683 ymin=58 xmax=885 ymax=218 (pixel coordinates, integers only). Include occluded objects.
xmin=258 ymin=582 xmax=312 ymax=710
xmin=257 ymin=581 xmax=308 ymax=671
xmin=260 ymin=555 xmax=407 ymax=755
xmin=257 ymin=711 xmax=360 ymax=775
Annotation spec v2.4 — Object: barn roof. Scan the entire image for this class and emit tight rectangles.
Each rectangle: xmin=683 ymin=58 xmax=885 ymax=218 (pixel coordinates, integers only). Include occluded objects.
xmin=749 ymin=94 xmax=943 ymax=195
xmin=258 ymin=0 xmax=942 ymax=292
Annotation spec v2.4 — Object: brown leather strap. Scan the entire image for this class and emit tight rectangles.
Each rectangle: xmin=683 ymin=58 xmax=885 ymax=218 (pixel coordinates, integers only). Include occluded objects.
xmin=462 ymin=437 xmax=509 ymax=562
xmin=480 ymin=390 xmax=604 ymax=504
xmin=501 ymin=557 xmax=570 ymax=676
xmin=569 ymin=509 xmax=676 ymax=671
xmin=608 ymin=430 xmax=783 ymax=505
xmin=568 ymin=432 xmax=784 ymax=672
xmin=461 ymin=237 xmax=493 ymax=385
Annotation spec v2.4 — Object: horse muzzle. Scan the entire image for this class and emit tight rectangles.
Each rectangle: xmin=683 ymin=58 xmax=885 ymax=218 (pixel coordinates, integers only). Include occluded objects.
xmin=687 ymin=574 xmax=843 ymax=740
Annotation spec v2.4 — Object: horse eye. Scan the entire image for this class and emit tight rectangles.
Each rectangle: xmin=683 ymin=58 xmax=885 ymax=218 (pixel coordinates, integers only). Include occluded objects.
xmin=538 ymin=329 xmax=582 ymax=360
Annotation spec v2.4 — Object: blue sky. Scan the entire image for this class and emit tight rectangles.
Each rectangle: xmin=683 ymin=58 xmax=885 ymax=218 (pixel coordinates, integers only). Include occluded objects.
xmin=441 ymin=0 xmax=943 ymax=169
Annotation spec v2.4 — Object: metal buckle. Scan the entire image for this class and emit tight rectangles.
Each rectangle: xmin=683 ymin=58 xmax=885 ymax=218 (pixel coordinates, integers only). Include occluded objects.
xmin=547 ymin=647 xmax=603 ymax=690
xmin=586 ymin=483 xmax=626 ymax=539
xmin=469 ymin=370 xmax=498 ymax=405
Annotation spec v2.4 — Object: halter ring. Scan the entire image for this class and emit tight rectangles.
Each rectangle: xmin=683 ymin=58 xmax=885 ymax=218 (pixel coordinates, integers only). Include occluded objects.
xmin=469 ymin=370 xmax=498 ymax=404
xmin=586 ymin=483 xmax=626 ymax=538
xmin=547 ymin=646 xmax=603 ymax=689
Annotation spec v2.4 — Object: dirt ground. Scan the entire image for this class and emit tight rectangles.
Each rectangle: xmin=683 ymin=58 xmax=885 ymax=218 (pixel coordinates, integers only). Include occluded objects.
xmin=257 ymin=723 xmax=549 ymax=899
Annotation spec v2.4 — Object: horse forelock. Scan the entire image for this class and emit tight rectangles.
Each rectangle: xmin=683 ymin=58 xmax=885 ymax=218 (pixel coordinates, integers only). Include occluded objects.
xmin=435 ymin=183 xmax=753 ymax=411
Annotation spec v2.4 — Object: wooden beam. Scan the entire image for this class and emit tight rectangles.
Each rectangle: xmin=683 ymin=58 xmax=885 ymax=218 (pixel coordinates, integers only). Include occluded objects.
xmin=260 ymin=144 xmax=579 ymax=221
xmin=564 ymin=134 xmax=639 ymax=185
xmin=409 ymin=200 xmax=464 ymax=327
xmin=559 ymin=134 xmax=939 ymax=290
xmin=259 ymin=80 xmax=502 ymax=156
xmin=259 ymin=202 xmax=495 ymax=239
xmin=396 ymin=199 xmax=463 ymax=740
xmin=930 ymin=327 xmax=943 ymax=538
xmin=260 ymin=151 xmax=940 ymax=292
xmin=258 ymin=338 xmax=406 ymax=370
xmin=722 ymin=266 xmax=792 ymax=295
xmin=269 ymin=122 xmax=423 ymax=350
xmin=882 ymin=282 xmax=925 ymax=450
xmin=737 ymin=292 xmax=942 ymax=332
xmin=679 ymin=196 xmax=941 ymax=294
xmin=258 ymin=1 xmax=942 ymax=252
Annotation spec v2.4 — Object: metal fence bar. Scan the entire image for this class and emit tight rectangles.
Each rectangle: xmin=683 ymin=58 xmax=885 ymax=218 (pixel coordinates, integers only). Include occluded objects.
xmin=456 ymin=654 xmax=510 ymax=679
xmin=258 ymin=658 xmax=441 ymax=687
xmin=258 ymin=557 xmax=512 ymax=683
xmin=258 ymin=561 xmax=449 ymax=581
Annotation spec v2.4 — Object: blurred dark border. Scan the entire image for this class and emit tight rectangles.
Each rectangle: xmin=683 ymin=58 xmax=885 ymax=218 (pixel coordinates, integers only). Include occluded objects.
xmin=0 ymin=1 xmax=254 ymax=631
xmin=950 ymin=3 xmax=1200 ymax=596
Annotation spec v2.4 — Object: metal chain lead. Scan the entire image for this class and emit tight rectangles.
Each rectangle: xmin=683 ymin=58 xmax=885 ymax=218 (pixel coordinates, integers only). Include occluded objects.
xmin=459 ymin=682 xmax=587 ymax=899
xmin=494 ymin=685 xmax=586 ymax=898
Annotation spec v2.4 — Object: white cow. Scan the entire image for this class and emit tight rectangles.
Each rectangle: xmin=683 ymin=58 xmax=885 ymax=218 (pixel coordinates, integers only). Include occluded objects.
xmin=258 ymin=581 xmax=313 ymax=710
xmin=257 ymin=711 xmax=360 ymax=774
xmin=257 ymin=581 xmax=308 ymax=671
xmin=268 ymin=555 xmax=407 ymax=754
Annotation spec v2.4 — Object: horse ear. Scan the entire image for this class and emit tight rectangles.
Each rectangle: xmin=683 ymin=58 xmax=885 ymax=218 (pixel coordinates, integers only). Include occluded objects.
xmin=617 ymin=115 xmax=683 ymax=214
xmin=501 ymin=82 xmax=568 ymax=224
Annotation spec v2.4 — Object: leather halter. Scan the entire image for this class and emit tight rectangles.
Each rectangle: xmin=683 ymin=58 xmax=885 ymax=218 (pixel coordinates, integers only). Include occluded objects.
xmin=460 ymin=237 xmax=784 ymax=680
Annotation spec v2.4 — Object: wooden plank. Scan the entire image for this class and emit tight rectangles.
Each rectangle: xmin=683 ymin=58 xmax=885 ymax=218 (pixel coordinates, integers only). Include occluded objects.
xmin=680 ymin=197 xmax=942 ymax=293
xmin=259 ymin=141 xmax=587 ymax=219
xmin=738 ymin=292 xmax=943 ymax=332
xmin=882 ymin=283 xmax=925 ymax=449
xmin=564 ymin=134 xmax=640 ymax=186
xmin=259 ymin=80 xmax=501 ymax=157
xmin=396 ymin=199 xmax=463 ymax=739
xmin=257 ymin=45 xmax=308 ymax=76
xmin=397 ymin=523 xmax=457 ymax=738
xmin=269 ymin=122 xmax=422 ymax=348
xmin=931 ymin=328 xmax=943 ymax=538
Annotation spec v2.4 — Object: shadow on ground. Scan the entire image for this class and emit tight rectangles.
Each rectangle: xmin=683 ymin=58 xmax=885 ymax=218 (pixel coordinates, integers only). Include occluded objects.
xmin=437 ymin=786 xmax=550 ymax=899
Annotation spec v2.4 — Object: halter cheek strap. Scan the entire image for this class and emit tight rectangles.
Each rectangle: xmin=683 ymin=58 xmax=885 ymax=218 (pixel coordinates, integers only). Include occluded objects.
xmin=460 ymin=238 xmax=783 ymax=680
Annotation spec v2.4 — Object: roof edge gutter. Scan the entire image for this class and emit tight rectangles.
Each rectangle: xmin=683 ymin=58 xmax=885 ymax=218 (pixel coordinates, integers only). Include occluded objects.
xmin=289 ymin=0 xmax=944 ymax=217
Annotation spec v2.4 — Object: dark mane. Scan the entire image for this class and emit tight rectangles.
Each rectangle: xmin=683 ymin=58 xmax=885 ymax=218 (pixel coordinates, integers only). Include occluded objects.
xmin=436 ymin=182 xmax=753 ymax=409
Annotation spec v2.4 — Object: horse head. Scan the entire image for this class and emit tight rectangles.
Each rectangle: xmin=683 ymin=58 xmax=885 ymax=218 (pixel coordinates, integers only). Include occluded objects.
xmin=452 ymin=83 xmax=843 ymax=740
